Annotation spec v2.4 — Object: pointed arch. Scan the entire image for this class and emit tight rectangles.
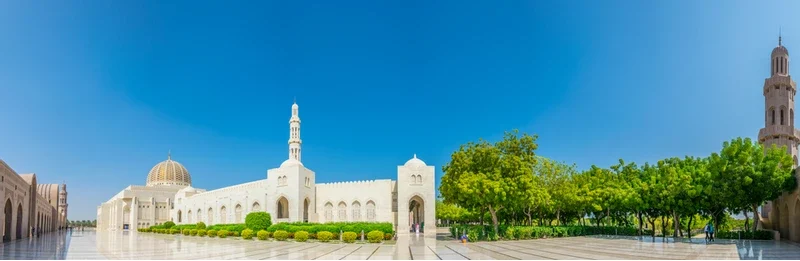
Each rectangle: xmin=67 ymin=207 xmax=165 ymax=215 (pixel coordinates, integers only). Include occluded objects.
xmin=235 ymin=204 xmax=242 ymax=223
xmin=252 ymin=201 xmax=261 ymax=212
xmin=351 ymin=201 xmax=361 ymax=221
xmin=219 ymin=206 xmax=227 ymax=224
xmin=366 ymin=200 xmax=376 ymax=221
xmin=188 ymin=210 xmax=193 ymax=223
xmin=277 ymin=197 xmax=289 ymax=219
xmin=177 ymin=210 xmax=182 ymax=223
xmin=4 ymin=199 xmax=12 ymax=242
xmin=324 ymin=202 xmax=333 ymax=222
xmin=337 ymin=201 xmax=347 ymax=221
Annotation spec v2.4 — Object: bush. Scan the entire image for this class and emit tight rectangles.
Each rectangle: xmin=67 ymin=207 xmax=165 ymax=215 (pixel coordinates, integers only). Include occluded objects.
xmin=190 ymin=229 xmax=198 ymax=236
xmin=257 ymin=230 xmax=269 ymax=240
xmin=384 ymin=233 xmax=392 ymax=240
xmin=197 ymin=229 xmax=207 ymax=237
xmin=218 ymin=230 xmax=228 ymax=238
xmin=232 ymin=231 xmax=239 ymax=237
xmin=182 ymin=229 xmax=190 ymax=235
xmin=173 ymin=224 xmax=197 ymax=231
xmin=342 ymin=232 xmax=357 ymax=243
xmin=274 ymin=230 xmax=289 ymax=241
xmin=716 ymin=230 xmax=773 ymax=240
xmin=207 ymin=230 xmax=217 ymax=237
xmin=163 ymin=221 xmax=176 ymax=229
xmin=246 ymin=212 xmax=273 ymax=231
xmin=169 ymin=228 xmax=179 ymax=234
xmin=367 ymin=230 xmax=384 ymax=243
xmin=196 ymin=222 xmax=206 ymax=229
xmin=242 ymin=229 xmax=254 ymax=239
xmin=295 ymin=231 xmax=309 ymax=242
xmin=317 ymin=231 xmax=333 ymax=242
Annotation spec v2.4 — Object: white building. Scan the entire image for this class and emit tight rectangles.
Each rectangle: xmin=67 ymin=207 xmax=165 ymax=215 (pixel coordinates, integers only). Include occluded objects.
xmin=97 ymin=102 xmax=435 ymax=234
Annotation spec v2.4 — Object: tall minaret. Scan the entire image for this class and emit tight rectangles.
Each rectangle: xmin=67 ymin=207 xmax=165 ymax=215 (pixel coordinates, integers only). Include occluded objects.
xmin=758 ymin=35 xmax=799 ymax=166
xmin=288 ymin=100 xmax=302 ymax=161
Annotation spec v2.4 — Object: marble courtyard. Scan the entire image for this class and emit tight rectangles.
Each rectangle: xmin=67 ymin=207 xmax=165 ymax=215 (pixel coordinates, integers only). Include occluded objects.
xmin=3 ymin=229 xmax=800 ymax=260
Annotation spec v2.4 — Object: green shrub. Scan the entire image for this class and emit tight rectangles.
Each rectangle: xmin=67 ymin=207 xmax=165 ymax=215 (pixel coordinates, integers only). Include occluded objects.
xmin=197 ymin=229 xmax=207 ymax=237
xmin=342 ymin=232 xmax=357 ymax=243
xmin=383 ymin=233 xmax=392 ymax=240
xmin=274 ymin=230 xmax=289 ymax=241
xmin=317 ymin=231 xmax=333 ymax=242
xmin=196 ymin=222 xmax=206 ymax=229
xmin=182 ymin=229 xmax=190 ymax=235
xmin=504 ymin=227 xmax=516 ymax=240
xmin=367 ymin=230 xmax=384 ymax=243
xmin=716 ymin=230 xmax=773 ymax=240
xmin=163 ymin=221 xmax=176 ymax=229
xmin=190 ymin=229 xmax=198 ymax=236
xmin=169 ymin=228 xmax=178 ymax=234
xmin=295 ymin=231 xmax=309 ymax=242
xmin=257 ymin=230 xmax=269 ymax=240
xmin=242 ymin=229 xmax=254 ymax=239
xmin=207 ymin=230 xmax=217 ymax=237
xmin=218 ymin=230 xmax=228 ymax=238
xmin=231 ymin=231 xmax=239 ymax=237
xmin=246 ymin=212 xmax=273 ymax=231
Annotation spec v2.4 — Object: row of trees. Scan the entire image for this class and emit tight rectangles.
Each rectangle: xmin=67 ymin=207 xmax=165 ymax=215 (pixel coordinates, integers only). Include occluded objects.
xmin=68 ymin=220 xmax=96 ymax=227
xmin=439 ymin=130 xmax=798 ymax=237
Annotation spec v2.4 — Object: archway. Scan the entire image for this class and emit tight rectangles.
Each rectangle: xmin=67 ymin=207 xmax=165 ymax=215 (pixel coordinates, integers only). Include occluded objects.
xmin=795 ymin=200 xmax=800 ymax=241
xmin=366 ymin=201 xmax=376 ymax=221
xmin=351 ymin=201 xmax=361 ymax=221
xmin=277 ymin=197 xmax=289 ymax=219
xmin=177 ymin=210 xmax=182 ymax=223
xmin=252 ymin=202 xmax=261 ymax=212
xmin=197 ymin=209 xmax=202 ymax=223
xmin=234 ymin=205 xmax=242 ymax=223
xmin=781 ymin=203 xmax=790 ymax=239
xmin=4 ymin=199 xmax=11 ymax=242
xmin=324 ymin=202 xmax=333 ymax=221
xmin=16 ymin=204 xmax=22 ymax=239
xmin=303 ymin=198 xmax=310 ymax=222
xmin=409 ymin=196 xmax=425 ymax=233
xmin=188 ymin=210 xmax=192 ymax=223
xmin=220 ymin=206 xmax=227 ymax=224
xmin=337 ymin=202 xmax=347 ymax=221
xmin=208 ymin=208 xmax=213 ymax=224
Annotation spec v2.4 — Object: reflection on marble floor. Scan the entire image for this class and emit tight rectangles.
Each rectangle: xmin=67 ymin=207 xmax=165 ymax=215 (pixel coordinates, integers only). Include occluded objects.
xmin=2 ymin=230 xmax=800 ymax=260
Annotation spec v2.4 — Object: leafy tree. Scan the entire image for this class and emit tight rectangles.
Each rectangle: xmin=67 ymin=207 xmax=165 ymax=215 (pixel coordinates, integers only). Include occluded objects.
xmin=441 ymin=130 xmax=539 ymax=237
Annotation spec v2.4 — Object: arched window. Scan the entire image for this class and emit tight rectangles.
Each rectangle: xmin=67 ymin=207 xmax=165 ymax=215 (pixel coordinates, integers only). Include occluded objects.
xmin=235 ymin=204 xmax=242 ymax=223
xmin=324 ymin=202 xmax=333 ymax=221
xmin=352 ymin=201 xmax=361 ymax=221
xmin=220 ymin=206 xmax=227 ymax=224
xmin=252 ymin=202 xmax=261 ymax=212
xmin=781 ymin=109 xmax=785 ymax=125
xmin=197 ymin=209 xmax=202 ymax=223
xmin=277 ymin=197 xmax=289 ymax=219
xmin=366 ymin=201 xmax=376 ymax=221
xmin=792 ymin=109 xmax=795 ymax=127
xmin=208 ymin=208 xmax=213 ymax=224
xmin=772 ymin=109 xmax=776 ymax=125
xmin=177 ymin=210 xmax=182 ymax=223
xmin=338 ymin=202 xmax=347 ymax=221
xmin=188 ymin=210 xmax=193 ymax=223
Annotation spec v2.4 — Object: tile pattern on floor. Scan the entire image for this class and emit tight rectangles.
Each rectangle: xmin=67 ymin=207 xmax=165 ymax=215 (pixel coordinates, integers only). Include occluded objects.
xmin=2 ymin=230 xmax=800 ymax=260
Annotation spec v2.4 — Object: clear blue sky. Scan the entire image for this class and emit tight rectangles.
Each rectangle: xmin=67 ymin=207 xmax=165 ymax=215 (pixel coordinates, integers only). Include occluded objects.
xmin=0 ymin=1 xmax=797 ymax=220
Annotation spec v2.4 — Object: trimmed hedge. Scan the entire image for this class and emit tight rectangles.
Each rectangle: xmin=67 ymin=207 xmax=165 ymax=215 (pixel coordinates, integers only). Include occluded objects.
xmin=342 ymin=232 xmax=357 ymax=243
xmin=257 ymin=230 xmax=270 ymax=240
xmin=317 ymin=231 xmax=333 ymax=242
xmin=207 ymin=224 xmax=247 ymax=233
xmin=450 ymin=225 xmax=642 ymax=242
xmin=218 ymin=230 xmax=228 ymax=238
xmin=716 ymin=230 xmax=773 ymax=240
xmin=274 ymin=230 xmax=289 ymax=241
xmin=266 ymin=222 xmax=393 ymax=235
xmin=242 ymin=229 xmax=254 ymax=239
xmin=163 ymin=221 xmax=176 ymax=229
xmin=208 ymin=230 xmax=217 ymax=237
xmin=182 ymin=229 xmax=190 ymax=235
xmin=190 ymin=229 xmax=198 ymax=236
xmin=246 ymin=212 xmax=273 ymax=231
xmin=295 ymin=231 xmax=309 ymax=242
xmin=196 ymin=222 xmax=206 ymax=229
xmin=367 ymin=230 xmax=384 ymax=243
xmin=197 ymin=229 xmax=207 ymax=237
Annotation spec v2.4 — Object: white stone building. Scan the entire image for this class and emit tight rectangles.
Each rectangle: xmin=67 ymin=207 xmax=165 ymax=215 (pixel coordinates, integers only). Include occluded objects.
xmin=97 ymin=102 xmax=436 ymax=234
xmin=1 ymin=160 xmax=67 ymax=242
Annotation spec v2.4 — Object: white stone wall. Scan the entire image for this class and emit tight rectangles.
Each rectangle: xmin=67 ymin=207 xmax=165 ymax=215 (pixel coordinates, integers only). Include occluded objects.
xmin=315 ymin=179 xmax=394 ymax=224
xmin=174 ymin=180 xmax=268 ymax=225
xmin=396 ymin=162 xmax=436 ymax=234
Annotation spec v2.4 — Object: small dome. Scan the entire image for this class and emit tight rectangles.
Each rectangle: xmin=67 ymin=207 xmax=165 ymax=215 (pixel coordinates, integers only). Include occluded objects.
xmin=280 ymin=158 xmax=303 ymax=168
xmin=772 ymin=45 xmax=789 ymax=56
xmin=404 ymin=154 xmax=426 ymax=167
xmin=178 ymin=186 xmax=197 ymax=193
xmin=146 ymin=154 xmax=191 ymax=187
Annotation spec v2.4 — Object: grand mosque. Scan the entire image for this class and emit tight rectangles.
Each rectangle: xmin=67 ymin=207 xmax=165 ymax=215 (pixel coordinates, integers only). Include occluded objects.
xmin=96 ymin=102 xmax=436 ymax=234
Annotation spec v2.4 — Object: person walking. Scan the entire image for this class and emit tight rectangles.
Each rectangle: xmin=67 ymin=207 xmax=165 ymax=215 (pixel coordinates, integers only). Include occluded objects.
xmin=703 ymin=223 xmax=710 ymax=243
xmin=709 ymin=223 xmax=715 ymax=242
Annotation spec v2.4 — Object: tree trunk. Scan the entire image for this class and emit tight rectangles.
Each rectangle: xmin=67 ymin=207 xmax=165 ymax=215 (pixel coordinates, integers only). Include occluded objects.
xmin=743 ymin=210 xmax=750 ymax=234
xmin=687 ymin=215 xmax=693 ymax=238
xmin=556 ymin=209 xmax=561 ymax=226
xmin=751 ymin=204 xmax=760 ymax=232
xmin=487 ymin=205 xmax=500 ymax=239
xmin=673 ymin=211 xmax=680 ymax=238
xmin=660 ymin=216 xmax=667 ymax=239
xmin=637 ymin=212 xmax=643 ymax=237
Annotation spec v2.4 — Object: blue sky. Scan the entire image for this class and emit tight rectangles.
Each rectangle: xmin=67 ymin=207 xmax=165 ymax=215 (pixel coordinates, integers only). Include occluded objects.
xmin=1 ymin=1 xmax=798 ymax=220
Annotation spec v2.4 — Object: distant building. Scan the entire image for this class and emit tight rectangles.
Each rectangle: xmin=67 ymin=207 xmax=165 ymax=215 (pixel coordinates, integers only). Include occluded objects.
xmin=1 ymin=161 xmax=67 ymax=242
xmin=97 ymin=102 xmax=435 ymax=234
xmin=757 ymin=35 xmax=800 ymax=241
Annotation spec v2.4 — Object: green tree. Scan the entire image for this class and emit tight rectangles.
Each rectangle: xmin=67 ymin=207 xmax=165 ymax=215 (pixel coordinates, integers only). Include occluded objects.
xmin=735 ymin=140 xmax=794 ymax=232
xmin=440 ymin=130 xmax=539 ymax=237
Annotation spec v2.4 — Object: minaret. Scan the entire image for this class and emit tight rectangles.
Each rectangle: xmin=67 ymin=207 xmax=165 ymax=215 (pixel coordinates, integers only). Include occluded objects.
xmin=288 ymin=100 xmax=302 ymax=161
xmin=758 ymin=35 xmax=798 ymax=166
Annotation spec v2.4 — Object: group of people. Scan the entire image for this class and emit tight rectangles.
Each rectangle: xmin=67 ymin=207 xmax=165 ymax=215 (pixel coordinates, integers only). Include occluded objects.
xmin=703 ymin=223 xmax=715 ymax=243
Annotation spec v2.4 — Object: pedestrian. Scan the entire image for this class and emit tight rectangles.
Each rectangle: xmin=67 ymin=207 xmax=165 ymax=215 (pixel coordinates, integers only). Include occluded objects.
xmin=703 ymin=223 xmax=710 ymax=243
xmin=709 ymin=223 xmax=715 ymax=242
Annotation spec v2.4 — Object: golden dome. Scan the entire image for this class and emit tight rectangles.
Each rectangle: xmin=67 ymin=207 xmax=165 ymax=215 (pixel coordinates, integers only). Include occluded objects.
xmin=146 ymin=153 xmax=191 ymax=187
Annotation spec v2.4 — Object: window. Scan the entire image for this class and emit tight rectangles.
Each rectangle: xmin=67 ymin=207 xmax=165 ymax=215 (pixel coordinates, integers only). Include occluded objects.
xmin=235 ymin=204 xmax=242 ymax=223
xmin=252 ymin=202 xmax=261 ymax=212
xmin=781 ymin=109 xmax=785 ymax=125
xmin=338 ymin=202 xmax=347 ymax=221
xmin=324 ymin=202 xmax=333 ymax=221
xmin=772 ymin=109 xmax=776 ymax=125
xmin=220 ymin=206 xmax=227 ymax=224
xmin=351 ymin=201 xmax=361 ymax=221
xmin=366 ymin=201 xmax=376 ymax=221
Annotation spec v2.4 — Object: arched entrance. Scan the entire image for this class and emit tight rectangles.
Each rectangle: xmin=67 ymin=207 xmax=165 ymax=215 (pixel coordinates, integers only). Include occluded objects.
xmin=794 ymin=200 xmax=800 ymax=241
xmin=277 ymin=197 xmax=289 ymax=219
xmin=220 ymin=206 xmax=227 ymax=224
xmin=781 ymin=203 xmax=790 ymax=239
xmin=303 ymin=198 xmax=310 ymax=222
xmin=177 ymin=210 xmax=182 ymax=223
xmin=409 ymin=196 xmax=425 ymax=233
xmin=4 ymin=200 xmax=12 ymax=242
xmin=16 ymin=204 xmax=22 ymax=239
xmin=234 ymin=204 xmax=242 ymax=223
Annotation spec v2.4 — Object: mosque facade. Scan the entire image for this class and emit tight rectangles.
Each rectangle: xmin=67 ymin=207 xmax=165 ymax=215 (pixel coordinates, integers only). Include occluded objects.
xmin=0 ymin=160 xmax=68 ymax=242
xmin=97 ymin=102 xmax=436 ymax=234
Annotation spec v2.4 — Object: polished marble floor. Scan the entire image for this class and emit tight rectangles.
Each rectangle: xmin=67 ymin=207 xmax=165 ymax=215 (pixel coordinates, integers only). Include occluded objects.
xmin=2 ymin=229 xmax=800 ymax=259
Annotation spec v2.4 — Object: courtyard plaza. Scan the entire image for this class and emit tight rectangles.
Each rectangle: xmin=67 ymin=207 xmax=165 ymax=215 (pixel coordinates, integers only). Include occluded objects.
xmin=2 ymin=228 xmax=800 ymax=260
